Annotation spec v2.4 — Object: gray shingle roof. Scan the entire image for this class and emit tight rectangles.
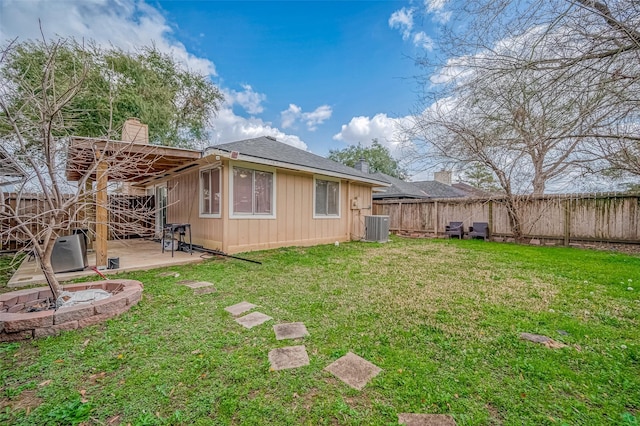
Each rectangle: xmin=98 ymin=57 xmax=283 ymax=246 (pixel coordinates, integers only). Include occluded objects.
xmin=412 ymin=181 xmax=468 ymax=198
xmin=451 ymin=182 xmax=492 ymax=197
xmin=371 ymin=172 xmax=471 ymax=199
xmin=371 ymin=173 xmax=430 ymax=199
xmin=210 ymin=136 xmax=388 ymax=184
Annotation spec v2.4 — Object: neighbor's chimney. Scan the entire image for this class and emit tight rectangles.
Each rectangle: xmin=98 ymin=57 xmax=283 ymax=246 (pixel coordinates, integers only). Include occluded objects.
xmin=434 ymin=170 xmax=452 ymax=185
xmin=121 ymin=118 xmax=149 ymax=144
xmin=355 ymin=158 xmax=369 ymax=174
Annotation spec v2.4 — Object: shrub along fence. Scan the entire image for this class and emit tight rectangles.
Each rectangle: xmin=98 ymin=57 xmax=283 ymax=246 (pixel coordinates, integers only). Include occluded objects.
xmin=372 ymin=193 xmax=639 ymax=245
xmin=1 ymin=193 xmax=155 ymax=251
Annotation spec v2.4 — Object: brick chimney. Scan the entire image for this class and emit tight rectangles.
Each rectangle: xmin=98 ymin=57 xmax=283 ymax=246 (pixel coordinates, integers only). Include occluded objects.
xmin=434 ymin=170 xmax=452 ymax=185
xmin=354 ymin=158 xmax=369 ymax=174
xmin=121 ymin=118 xmax=149 ymax=144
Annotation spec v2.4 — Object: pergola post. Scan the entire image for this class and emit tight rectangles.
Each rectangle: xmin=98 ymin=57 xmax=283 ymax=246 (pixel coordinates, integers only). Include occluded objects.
xmin=84 ymin=180 xmax=94 ymax=250
xmin=96 ymin=157 xmax=108 ymax=268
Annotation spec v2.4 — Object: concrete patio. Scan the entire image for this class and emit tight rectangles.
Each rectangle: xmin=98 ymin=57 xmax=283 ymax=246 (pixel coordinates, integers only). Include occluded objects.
xmin=8 ymin=239 xmax=202 ymax=287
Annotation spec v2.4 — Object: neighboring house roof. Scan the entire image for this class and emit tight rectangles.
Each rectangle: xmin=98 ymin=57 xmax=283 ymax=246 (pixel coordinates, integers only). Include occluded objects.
xmin=371 ymin=173 xmax=430 ymax=199
xmin=412 ymin=181 xmax=468 ymax=199
xmin=451 ymin=182 xmax=493 ymax=198
xmin=208 ymin=136 xmax=389 ymax=186
xmin=371 ymin=173 xmax=478 ymax=200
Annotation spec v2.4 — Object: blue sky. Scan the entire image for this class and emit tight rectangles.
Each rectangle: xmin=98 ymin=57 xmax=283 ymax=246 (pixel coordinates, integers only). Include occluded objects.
xmin=0 ymin=0 xmax=445 ymax=158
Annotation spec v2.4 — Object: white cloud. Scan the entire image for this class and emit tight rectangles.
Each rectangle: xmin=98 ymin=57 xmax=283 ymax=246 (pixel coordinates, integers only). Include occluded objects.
xmin=280 ymin=104 xmax=333 ymax=131
xmin=281 ymin=104 xmax=303 ymax=129
xmin=223 ymin=84 xmax=266 ymax=115
xmin=425 ymin=0 xmax=451 ymax=23
xmin=0 ymin=0 xmax=215 ymax=75
xmin=332 ymin=113 xmax=410 ymax=153
xmin=425 ymin=0 xmax=447 ymax=12
xmin=211 ymin=106 xmax=307 ymax=150
xmin=1 ymin=0 xmax=311 ymax=151
xmin=413 ymin=31 xmax=434 ymax=50
xmin=388 ymin=7 xmax=414 ymax=40
xmin=389 ymin=6 xmax=440 ymax=48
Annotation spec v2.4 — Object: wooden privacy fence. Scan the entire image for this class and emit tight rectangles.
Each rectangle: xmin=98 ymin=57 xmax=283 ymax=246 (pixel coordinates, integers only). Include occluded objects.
xmin=373 ymin=193 xmax=640 ymax=245
xmin=1 ymin=193 xmax=155 ymax=251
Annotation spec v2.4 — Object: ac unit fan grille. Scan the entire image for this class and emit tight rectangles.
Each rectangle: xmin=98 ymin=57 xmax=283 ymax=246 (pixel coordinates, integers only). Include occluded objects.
xmin=364 ymin=215 xmax=389 ymax=242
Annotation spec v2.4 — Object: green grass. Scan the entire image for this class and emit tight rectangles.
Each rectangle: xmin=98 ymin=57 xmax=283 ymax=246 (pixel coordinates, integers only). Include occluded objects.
xmin=0 ymin=254 xmax=22 ymax=292
xmin=1 ymin=237 xmax=639 ymax=425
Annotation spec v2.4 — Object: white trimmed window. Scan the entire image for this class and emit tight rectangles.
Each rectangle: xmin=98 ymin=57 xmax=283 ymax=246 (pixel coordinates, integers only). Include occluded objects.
xmin=200 ymin=167 xmax=221 ymax=217
xmin=314 ymin=177 xmax=340 ymax=218
xmin=231 ymin=165 xmax=275 ymax=217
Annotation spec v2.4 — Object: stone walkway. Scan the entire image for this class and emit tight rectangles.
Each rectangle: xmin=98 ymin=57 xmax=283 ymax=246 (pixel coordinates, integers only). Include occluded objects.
xmin=236 ymin=312 xmax=273 ymax=329
xmin=274 ymin=322 xmax=308 ymax=340
xmin=177 ymin=280 xmax=217 ymax=295
xmin=223 ymin=300 xmax=455 ymax=424
xmin=268 ymin=345 xmax=310 ymax=370
xmin=398 ymin=414 xmax=457 ymax=426
xmin=324 ymin=352 xmax=382 ymax=390
xmin=225 ymin=301 xmax=256 ymax=316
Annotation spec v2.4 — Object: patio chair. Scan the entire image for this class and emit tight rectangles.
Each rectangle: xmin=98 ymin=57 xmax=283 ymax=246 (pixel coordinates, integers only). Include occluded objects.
xmin=444 ymin=221 xmax=464 ymax=239
xmin=469 ymin=222 xmax=489 ymax=240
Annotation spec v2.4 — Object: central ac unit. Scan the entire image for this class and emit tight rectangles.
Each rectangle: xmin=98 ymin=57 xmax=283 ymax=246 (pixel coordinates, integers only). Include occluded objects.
xmin=364 ymin=215 xmax=389 ymax=242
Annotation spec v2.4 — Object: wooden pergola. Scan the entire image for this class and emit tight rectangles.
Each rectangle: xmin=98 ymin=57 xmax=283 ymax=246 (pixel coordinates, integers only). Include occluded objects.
xmin=66 ymin=137 xmax=201 ymax=268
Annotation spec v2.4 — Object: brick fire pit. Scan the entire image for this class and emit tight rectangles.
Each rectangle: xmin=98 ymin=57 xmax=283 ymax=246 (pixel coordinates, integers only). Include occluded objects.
xmin=0 ymin=279 xmax=143 ymax=342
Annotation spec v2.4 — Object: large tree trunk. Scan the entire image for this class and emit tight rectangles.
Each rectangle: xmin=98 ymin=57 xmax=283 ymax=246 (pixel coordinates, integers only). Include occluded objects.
xmin=532 ymin=174 xmax=546 ymax=196
xmin=504 ymin=196 xmax=526 ymax=242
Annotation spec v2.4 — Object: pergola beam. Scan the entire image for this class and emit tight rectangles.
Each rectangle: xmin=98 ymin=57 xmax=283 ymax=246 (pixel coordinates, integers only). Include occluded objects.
xmin=66 ymin=137 xmax=202 ymax=269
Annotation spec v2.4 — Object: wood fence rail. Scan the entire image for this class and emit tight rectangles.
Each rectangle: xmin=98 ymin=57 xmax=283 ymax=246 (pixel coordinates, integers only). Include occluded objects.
xmin=372 ymin=193 xmax=640 ymax=245
xmin=1 ymin=193 xmax=155 ymax=251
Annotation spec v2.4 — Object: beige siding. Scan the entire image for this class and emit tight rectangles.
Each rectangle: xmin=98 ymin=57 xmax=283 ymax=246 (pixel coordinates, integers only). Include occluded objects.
xmin=166 ymin=160 xmax=374 ymax=254
xmin=166 ymin=168 xmax=224 ymax=250
xmin=348 ymin=183 xmax=372 ymax=240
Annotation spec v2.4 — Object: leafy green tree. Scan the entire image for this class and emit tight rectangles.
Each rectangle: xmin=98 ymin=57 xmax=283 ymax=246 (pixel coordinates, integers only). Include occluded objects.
xmin=0 ymin=36 xmax=222 ymax=299
xmin=460 ymin=163 xmax=501 ymax=192
xmin=1 ymin=39 xmax=223 ymax=148
xmin=328 ymin=139 xmax=407 ymax=179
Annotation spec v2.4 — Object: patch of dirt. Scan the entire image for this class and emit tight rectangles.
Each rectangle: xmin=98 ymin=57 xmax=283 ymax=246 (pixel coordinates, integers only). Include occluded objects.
xmin=0 ymin=390 xmax=43 ymax=413
xmin=221 ymin=344 xmax=241 ymax=353
xmin=578 ymin=242 xmax=640 ymax=255
xmin=344 ymin=394 xmax=374 ymax=410
xmin=300 ymin=387 xmax=319 ymax=410
xmin=106 ymin=415 xmax=122 ymax=425
xmin=486 ymin=403 xmax=504 ymax=425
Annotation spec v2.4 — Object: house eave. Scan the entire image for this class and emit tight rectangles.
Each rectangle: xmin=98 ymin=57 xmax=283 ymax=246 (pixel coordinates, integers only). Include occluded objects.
xmin=205 ymin=149 xmax=390 ymax=187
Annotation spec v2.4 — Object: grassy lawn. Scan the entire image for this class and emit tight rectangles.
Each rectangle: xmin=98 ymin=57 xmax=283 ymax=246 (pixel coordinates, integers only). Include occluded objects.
xmin=1 ymin=237 xmax=639 ymax=425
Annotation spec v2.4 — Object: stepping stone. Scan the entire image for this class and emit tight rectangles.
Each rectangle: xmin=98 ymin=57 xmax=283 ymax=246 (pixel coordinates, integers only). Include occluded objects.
xmin=273 ymin=322 xmax=309 ymax=340
xmin=324 ymin=352 xmax=382 ymax=390
xmin=398 ymin=413 xmax=456 ymax=426
xmin=268 ymin=345 xmax=310 ymax=370
xmin=194 ymin=287 xmax=217 ymax=295
xmin=235 ymin=312 xmax=273 ymax=329
xmin=520 ymin=332 xmax=567 ymax=349
xmin=183 ymin=281 xmax=214 ymax=289
xmin=176 ymin=279 xmax=197 ymax=285
xmin=225 ymin=301 xmax=257 ymax=316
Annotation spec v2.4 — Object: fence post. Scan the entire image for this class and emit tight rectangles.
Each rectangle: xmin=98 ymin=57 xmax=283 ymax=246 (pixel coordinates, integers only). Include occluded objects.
xmin=564 ymin=199 xmax=571 ymax=246
xmin=488 ymin=199 xmax=493 ymax=239
xmin=433 ymin=201 xmax=438 ymax=237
